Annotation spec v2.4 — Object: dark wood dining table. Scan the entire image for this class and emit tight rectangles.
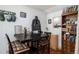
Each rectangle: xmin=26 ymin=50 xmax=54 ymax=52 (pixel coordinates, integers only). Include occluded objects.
xmin=14 ymin=33 xmax=49 ymax=53
xmin=14 ymin=33 xmax=48 ymax=41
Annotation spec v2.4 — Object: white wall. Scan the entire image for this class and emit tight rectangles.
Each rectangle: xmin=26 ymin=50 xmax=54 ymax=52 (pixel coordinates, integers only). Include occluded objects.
xmin=0 ymin=5 xmax=47 ymax=54
xmin=47 ymin=10 xmax=62 ymax=49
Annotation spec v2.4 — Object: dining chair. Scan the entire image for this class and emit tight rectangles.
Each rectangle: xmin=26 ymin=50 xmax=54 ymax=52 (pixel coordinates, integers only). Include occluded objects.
xmin=5 ymin=34 xmax=14 ymax=54
xmin=30 ymin=33 xmax=41 ymax=54
xmin=24 ymin=27 xmax=27 ymax=38
xmin=39 ymin=32 xmax=51 ymax=54
xmin=5 ymin=34 xmax=30 ymax=54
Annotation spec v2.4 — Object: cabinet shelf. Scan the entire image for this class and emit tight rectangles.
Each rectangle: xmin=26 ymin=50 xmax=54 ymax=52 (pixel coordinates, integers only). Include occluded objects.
xmin=62 ymin=24 xmax=66 ymax=26
xmin=62 ymin=11 xmax=78 ymax=16
xmin=62 ymin=28 xmax=67 ymax=32
xmin=69 ymin=31 xmax=76 ymax=35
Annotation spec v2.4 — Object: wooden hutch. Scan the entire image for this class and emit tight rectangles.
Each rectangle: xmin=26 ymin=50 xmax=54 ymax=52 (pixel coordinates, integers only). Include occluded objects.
xmin=61 ymin=5 xmax=78 ymax=54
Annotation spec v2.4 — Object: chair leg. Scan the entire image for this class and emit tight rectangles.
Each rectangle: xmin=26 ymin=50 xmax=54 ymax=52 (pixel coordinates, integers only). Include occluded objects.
xmin=48 ymin=43 xmax=50 ymax=54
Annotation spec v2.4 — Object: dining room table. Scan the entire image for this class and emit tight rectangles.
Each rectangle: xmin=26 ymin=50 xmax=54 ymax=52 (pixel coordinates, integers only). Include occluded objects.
xmin=14 ymin=32 xmax=50 ymax=53
xmin=14 ymin=33 xmax=48 ymax=42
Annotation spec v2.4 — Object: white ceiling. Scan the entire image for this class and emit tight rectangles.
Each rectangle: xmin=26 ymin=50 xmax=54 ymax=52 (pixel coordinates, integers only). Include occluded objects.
xmin=27 ymin=5 xmax=55 ymax=11
xmin=27 ymin=5 xmax=71 ymax=13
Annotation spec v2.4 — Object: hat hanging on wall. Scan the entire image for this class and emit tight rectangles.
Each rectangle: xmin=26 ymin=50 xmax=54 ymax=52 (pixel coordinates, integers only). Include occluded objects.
xmin=0 ymin=10 xmax=16 ymax=22
xmin=11 ymin=14 xmax=16 ymax=22
xmin=0 ymin=12 xmax=5 ymax=21
xmin=6 ymin=13 xmax=12 ymax=22
xmin=6 ymin=12 xmax=16 ymax=22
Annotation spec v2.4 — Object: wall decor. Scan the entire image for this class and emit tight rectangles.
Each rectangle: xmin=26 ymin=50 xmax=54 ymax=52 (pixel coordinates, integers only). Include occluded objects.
xmin=0 ymin=12 xmax=5 ymax=21
xmin=0 ymin=10 xmax=16 ymax=22
xmin=20 ymin=12 xmax=26 ymax=18
xmin=48 ymin=19 xmax=51 ymax=24
xmin=0 ymin=10 xmax=16 ymax=15
xmin=11 ymin=14 xmax=16 ymax=22
xmin=6 ymin=14 xmax=12 ymax=22
xmin=53 ymin=17 xmax=61 ymax=28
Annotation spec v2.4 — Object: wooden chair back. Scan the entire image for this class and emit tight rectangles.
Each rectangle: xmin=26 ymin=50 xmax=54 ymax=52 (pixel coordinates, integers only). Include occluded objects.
xmin=5 ymin=34 xmax=14 ymax=54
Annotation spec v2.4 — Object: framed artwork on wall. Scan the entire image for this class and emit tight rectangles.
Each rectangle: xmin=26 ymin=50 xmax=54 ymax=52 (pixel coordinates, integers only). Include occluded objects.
xmin=48 ymin=19 xmax=51 ymax=24
xmin=53 ymin=17 xmax=61 ymax=28
xmin=20 ymin=12 xmax=26 ymax=18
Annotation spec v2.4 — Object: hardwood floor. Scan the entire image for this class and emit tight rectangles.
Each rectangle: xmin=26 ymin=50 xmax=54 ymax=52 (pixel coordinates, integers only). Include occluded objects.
xmin=50 ymin=49 xmax=62 ymax=54
xmin=38 ymin=48 xmax=62 ymax=54
xmin=29 ymin=47 xmax=62 ymax=54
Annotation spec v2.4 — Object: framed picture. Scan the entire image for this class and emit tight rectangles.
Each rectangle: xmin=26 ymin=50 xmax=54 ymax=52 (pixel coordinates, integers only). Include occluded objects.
xmin=20 ymin=12 xmax=26 ymax=18
xmin=53 ymin=17 xmax=61 ymax=28
xmin=48 ymin=19 xmax=51 ymax=24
